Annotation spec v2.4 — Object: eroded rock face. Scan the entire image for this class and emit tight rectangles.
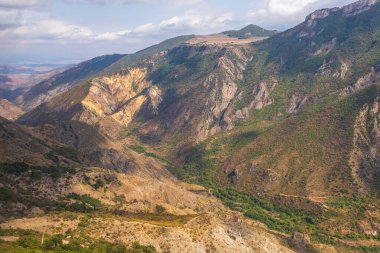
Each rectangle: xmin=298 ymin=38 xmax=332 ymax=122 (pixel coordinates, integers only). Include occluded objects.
xmin=313 ymin=38 xmax=337 ymax=56
xmin=181 ymin=46 xmax=252 ymax=141
xmin=341 ymin=0 xmax=378 ymax=16
xmin=19 ymin=54 xmax=125 ymax=111
xmin=342 ymin=66 xmax=380 ymax=95
xmin=316 ymin=56 xmax=351 ymax=79
xmin=305 ymin=0 xmax=377 ymax=26
xmin=249 ymin=79 xmax=277 ymax=110
xmin=287 ymin=95 xmax=313 ymax=114
xmin=0 ymin=99 xmax=23 ymax=121
xmin=233 ymin=78 xmax=278 ymax=121
xmin=72 ymin=68 xmax=162 ymax=128
xmin=301 ymin=0 xmax=378 ymax=37
xmin=139 ymin=45 xmax=251 ymax=142
xmin=349 ymin=97 xmax=380 ymax=194
xmin=305 ymin=8 xmax=339 ymax=28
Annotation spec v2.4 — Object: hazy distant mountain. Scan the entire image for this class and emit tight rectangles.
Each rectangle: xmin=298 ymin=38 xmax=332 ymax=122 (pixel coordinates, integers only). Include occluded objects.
xmin=0 ymin=64 xmax=67 ymax=100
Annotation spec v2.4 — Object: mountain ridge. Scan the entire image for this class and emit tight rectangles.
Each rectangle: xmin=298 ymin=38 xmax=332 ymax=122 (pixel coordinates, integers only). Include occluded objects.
xmin=2 ymin=0 xmax=380 ymax=252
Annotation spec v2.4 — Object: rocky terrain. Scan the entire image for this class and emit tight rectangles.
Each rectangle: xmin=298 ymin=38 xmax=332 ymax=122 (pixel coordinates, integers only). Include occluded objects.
xmin=0 ymin=99 xmax=23 ymax=120
xmin=1 ymin=0 xmax=380 ymax=252
xmin=0 ymin=116 xmax=296 ymax=253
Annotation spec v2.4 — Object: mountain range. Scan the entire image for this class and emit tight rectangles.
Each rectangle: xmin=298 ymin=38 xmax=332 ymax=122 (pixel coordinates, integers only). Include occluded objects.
xmin=1 ymin=0 xmax=380 ymax=252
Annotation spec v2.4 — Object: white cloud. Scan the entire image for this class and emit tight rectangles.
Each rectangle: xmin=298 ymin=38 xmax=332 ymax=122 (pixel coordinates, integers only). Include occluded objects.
xmin=245 ymin=0 xmax=355 ymax=29
xmin=95 ymin=29 xmax=131 ymax=40
xmin=267 ymin=0 xmax=318 ymax=16
xmin=64 ymin=0 xmax=144 ymax=4
xmin=134 ymin=23 xmax=156 ymax=34
xmin=154 ymin=9 xmax=233 ymax=34
xmin=0 ymin=21 xmax=89 ymax=43
xmin=64 ymin=0 xmax=203 ymax=6
xmin=0 ymin=17 xmax=135 ymax=43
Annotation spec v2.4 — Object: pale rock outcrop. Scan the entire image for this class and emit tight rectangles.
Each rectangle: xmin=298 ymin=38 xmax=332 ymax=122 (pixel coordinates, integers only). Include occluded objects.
xmin=0 ymin=99 xmax=23 ymax=121
xmin=301 ymin=0 xmax=377 ymax=37
xmin=342 ymin=65 xmax=380 ymax=95
xmin=75 ymin=68 xmax=162 ymax=127
xmin=287 ymin=95 xmax=312 ymax=114
xmin=342 ymin=0 xmax=377 ymax=16
xmin=305 ymin=8 xmax=339 ymax=28
xmin=349 ymin=97 xmax=380 ymax=194
xmin=317 ymin=57 xmax=351 ymax=79
xmin=234 ymin=78 xmax=278 ymax=120
xmin=197 ymin=47 xmax=251 ymax=140
xmin=146 ymin=86 xmax=163 ymax=115
xmin=339 ymin=59 xmax=351 ymax=79
xmin=249 ymin=79 xmax=277 ymax=110
xmin=313 ymin=38 xmax=337 ymax=56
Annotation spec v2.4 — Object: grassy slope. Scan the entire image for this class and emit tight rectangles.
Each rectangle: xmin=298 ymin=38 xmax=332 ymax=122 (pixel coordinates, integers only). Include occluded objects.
xmin=22 ymin=55 xmax=124 ymax=108
xmin=0 ymin=228 xmax=157 ymax=253
xmin=166 ymin=2 xmax=380 ymax=194
xmin=170 ymin=84 xmax=380 ymax=252
xmin=164 ymin=5 xmax=380 ymax=251
xmin=102 ymin=35 xmax=194 ymax=75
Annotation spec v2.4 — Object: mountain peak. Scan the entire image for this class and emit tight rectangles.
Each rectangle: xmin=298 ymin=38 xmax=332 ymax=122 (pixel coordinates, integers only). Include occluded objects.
xmin=222 ymin=24 xmax=277 ymax=39
xmin=305 ymin=0 xmax=378 ymax=26
xmin=341 ymin=0 xmax=378 ymax=16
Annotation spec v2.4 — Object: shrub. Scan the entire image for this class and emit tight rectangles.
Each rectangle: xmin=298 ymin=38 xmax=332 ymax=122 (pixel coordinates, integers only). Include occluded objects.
xmin=155 ymin=205 xmax=166 ymax=214
xmin=0 ymin=187 xmax=16 ymax=202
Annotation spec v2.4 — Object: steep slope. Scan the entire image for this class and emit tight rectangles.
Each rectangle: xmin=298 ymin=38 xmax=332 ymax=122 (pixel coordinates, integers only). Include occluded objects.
xmin=164 ymin=1 xmax=380 ymax=251
xmin=9 ymin=1 xmax=380 ymax=252
xmin=16 ymin=36 xmax=195 ymax=112
xmin=19 ymin=44 xmax=254 ymax=145
xmin=18 ymin=0 xmax=380 ymax=195
xmin=350 ymin=96 xmax=380 ymax=194
xmin=18 ymin=54 xmax=125 ymax=110
xmin=0 ymin=99 xmax=23 ymax=120
xmin=17 ymin=68 xmax=159 ymax=133
xmin=0 ymin=117 xmax=296 ymax=253
xmin=223 ymin=0 xmax=380 ymax=195
xmin=101 ymin=35 xmax=194 ymax=75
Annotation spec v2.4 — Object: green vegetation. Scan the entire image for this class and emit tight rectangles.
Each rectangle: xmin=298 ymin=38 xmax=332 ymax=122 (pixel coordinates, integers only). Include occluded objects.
xmin=112 ymin=211 xmax=197 ymax=227
xmin=104 ymin=35 xmax=194 ymax=74
xmin=166 ymin=85 xmax=380 ymax=252
xmin=148 ymin=45 xmax=223 ymax=88
xmin=44 ymin=146 xmax=79 ymax=162
xmin=0 ymin=162 xmax=76 ymax=180
xmin=155 ymin=205 xmax=166 ymax=214
xmin=214 ymin=187 xmax=319 ymax=234
xmin=129 ymin=145 xmax=168 ymax=163
xmin=0 ymin=229 xmax=157 ymax=253
xmin=67 ymin=193 xmax=103 ymax=210
xmin=223 ymin=24 xmax=277 ymax=38
xmin=0 ymin=187 xmax=16 ymax=202
xmin=171 ymin=141 xmax=380 ymax=252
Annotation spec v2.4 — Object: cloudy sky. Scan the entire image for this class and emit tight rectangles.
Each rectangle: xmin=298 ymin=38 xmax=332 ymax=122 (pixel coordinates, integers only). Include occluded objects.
xmin=0 ymin=0 xmax=354 ymax=64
